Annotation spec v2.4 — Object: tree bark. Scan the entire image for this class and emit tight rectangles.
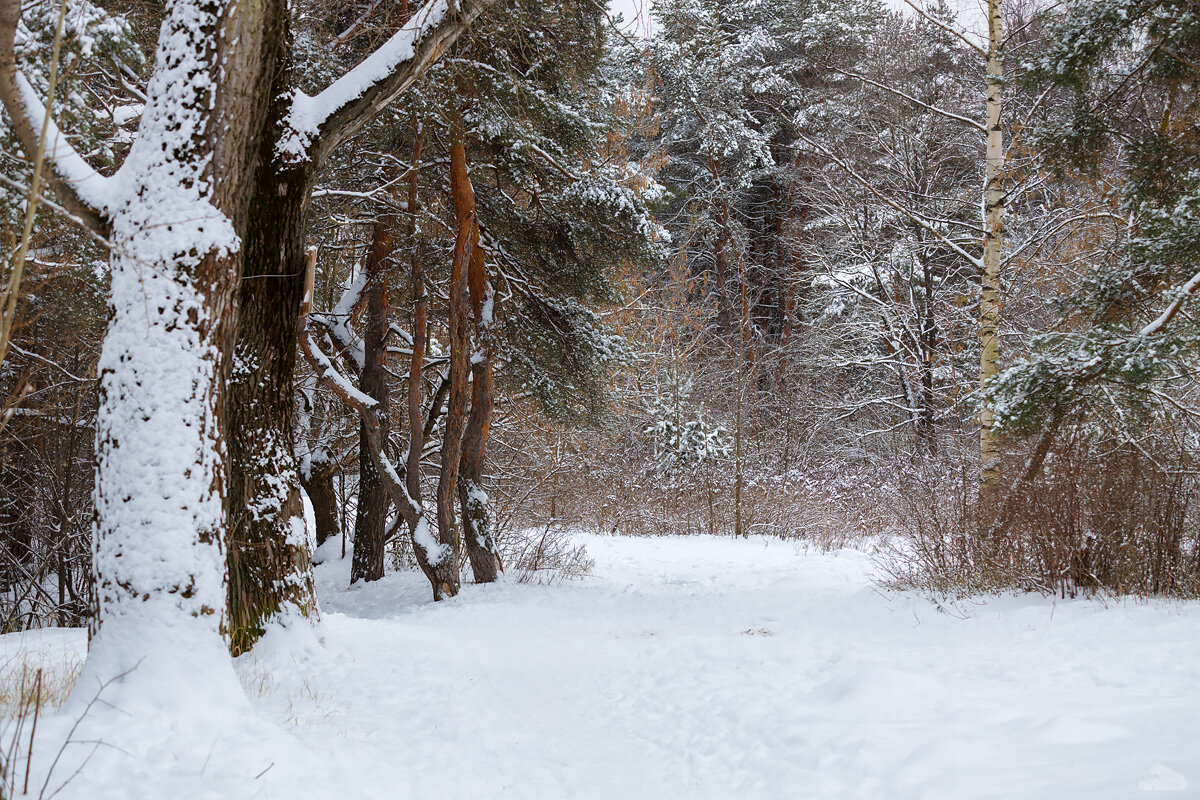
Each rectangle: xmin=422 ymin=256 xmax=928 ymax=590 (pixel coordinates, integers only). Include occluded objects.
xmin=225 ymin=23 xmax=320 ymax=654
xmin=350 ymin=216 xmax=395 ymax=584
xmin=979 ymin=0 xmax=1005 ymax=522
xmin=458 ymin=147 xmax=500 ymax=584
xmin=300 ymin=458 xmax=340 ymax=547
xmin=430 ymin=120 xmax=475 ymax=599
xmin=401 ymin=123 xmax=460 ymax=596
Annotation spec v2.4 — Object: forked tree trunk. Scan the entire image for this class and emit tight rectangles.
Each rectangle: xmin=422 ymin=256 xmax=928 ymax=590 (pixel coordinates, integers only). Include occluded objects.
xmin=0 ymin=0 xmax=289 ymax=699
xmin=430 ymin=119 xmax=476 ymax=599
xmin=351 ymin=216 xmax=395 ymax=584
xmin=402 ymin=124 xmax=460 ymax=596
xmin=457 ymin=147 xmax=500 ymax=584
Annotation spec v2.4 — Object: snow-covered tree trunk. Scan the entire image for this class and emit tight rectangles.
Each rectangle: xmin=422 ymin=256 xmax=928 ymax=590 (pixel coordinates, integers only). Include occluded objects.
xmin=979 ymin=0 xmax=1004 ymax=520
xmin=87 ymin=0 xmax=283 ymax=699
xmin=4 ymin=0 xmax=496 ymax=673
xmin=1 ymin=0 xmax=286 ymax=702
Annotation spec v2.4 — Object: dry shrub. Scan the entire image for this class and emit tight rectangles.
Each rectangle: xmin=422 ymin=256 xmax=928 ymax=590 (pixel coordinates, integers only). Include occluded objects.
xmin=492 ymin=450 xmax=883 ymax=551
xmin=886 ymin=434 xmax=1200 ymax=598
xmin=1012 ymin=439 xmax=1199 ymax=597
xmin=882 ymin=461 xmax=995 ymax=596
xmin=486 ymin=397 xmax=885 ymax=550
xmin=0 ymin=652 xmax=82 ymax=713
xmin=387 ymin=520 xmax=594 ymax=585
xmin=496 ymin=525 xmax=594 ymax=585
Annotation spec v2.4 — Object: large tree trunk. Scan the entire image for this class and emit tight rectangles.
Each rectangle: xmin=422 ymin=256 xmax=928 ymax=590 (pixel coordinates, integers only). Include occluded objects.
xmin=351 ymin=217 xmax=395 ymax=584
xmin=979 ymin=0 xmax=1005 ymax=522
xmin=226 ymin=24 xmax=320 ymax=654
xmin=24 ymin=0 xmax=287 ymax=702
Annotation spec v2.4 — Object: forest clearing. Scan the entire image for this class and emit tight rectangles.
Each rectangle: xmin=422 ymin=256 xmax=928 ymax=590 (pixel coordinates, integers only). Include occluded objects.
xmin=2 ymin=0 xmax=1199 ymax=794
xmin=3 ymin=533 xmax=1198 ymax=799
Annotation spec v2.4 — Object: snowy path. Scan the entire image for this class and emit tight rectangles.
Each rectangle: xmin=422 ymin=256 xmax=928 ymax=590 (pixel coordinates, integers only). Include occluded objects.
xmin=7 ymin=534 xmax=1200 ymax=798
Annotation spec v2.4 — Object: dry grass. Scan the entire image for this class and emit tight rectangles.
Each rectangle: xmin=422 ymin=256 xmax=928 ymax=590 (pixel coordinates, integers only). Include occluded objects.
xmin=0 ymin=651 xmax=82 ymax=715
xmin=0 ymin=649 xmax=83 ymax=798
xmin=498 ymin=525 xmax=595 ymax=585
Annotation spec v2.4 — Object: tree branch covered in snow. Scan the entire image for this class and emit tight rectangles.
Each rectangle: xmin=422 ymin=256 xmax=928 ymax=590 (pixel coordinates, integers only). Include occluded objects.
xmin=279 ymin=0 xmax=499 ymax=166
xmin=0 ymin=0 xmax=114 ymax=232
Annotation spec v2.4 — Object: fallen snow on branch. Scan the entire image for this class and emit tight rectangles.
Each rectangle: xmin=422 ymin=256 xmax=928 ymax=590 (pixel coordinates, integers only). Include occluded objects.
xmin=277 ymin=0 xmax=451 ymax=162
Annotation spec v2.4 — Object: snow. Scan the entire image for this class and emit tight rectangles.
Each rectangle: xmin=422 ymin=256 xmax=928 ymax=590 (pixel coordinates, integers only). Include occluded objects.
xmin=411 ymin=516 xmax=449 ymax=565
xmin=311 ymin=269 xmax=369 ymax=371
xmin=277 ymin=0 xmax=450 ymax=162
xmin=6 ymin=533 xmax=1200 ymax=798
xmin=82 ymin=0 xmax=243 ymax=707
xmin=13 ymin=71 xmax=112 ymax=210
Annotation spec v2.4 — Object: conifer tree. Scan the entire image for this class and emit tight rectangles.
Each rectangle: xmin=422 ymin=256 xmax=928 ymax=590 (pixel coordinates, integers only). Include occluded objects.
xmin=990 ymin=1 xmax=1200 ymax=435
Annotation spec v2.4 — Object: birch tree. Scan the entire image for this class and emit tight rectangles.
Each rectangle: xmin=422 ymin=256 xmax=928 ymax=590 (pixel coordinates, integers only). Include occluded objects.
xmin=798 ymin=0 xmax=1018 ymax=519
xmin=978 ymin=0 xmax=1004 ymax=518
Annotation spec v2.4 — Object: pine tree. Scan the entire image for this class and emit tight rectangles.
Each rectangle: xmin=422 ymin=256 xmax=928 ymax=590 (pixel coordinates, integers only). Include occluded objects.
xmin=989 ymin=1 xmax=1200 ymax=435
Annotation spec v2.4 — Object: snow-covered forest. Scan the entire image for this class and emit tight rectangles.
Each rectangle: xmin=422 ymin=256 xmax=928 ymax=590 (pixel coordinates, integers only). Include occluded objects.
xmin=0 ymin=0 xmax=1198 ymax=796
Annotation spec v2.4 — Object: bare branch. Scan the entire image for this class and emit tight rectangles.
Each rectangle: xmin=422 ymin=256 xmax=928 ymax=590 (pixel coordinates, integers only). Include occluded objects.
xmin=835 ymin=67 xmax=986 ymax=133
xmin=793 ymin=129 xmax=984 ymax=269
xmin=898 ymin=0 xmax=987 ymax=58
xmin=298 ymin=314 xmax=421 ymax=527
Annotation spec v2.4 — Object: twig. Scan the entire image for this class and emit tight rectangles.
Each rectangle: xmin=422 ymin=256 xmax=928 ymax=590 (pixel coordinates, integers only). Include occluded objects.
xmin=23 ymin=668 xmax=41 ymax=795
xmin=40 ymin=660 xmax=142 ymax=800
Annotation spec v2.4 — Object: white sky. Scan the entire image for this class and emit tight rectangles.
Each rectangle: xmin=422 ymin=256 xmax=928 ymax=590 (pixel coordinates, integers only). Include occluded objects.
xmin=607 ymin=0 xmax=989 ymax=40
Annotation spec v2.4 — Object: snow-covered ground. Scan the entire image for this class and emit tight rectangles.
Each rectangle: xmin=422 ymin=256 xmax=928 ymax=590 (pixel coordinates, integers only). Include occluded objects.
xmin=3 ymin=533 xmax=1199 ymax=798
